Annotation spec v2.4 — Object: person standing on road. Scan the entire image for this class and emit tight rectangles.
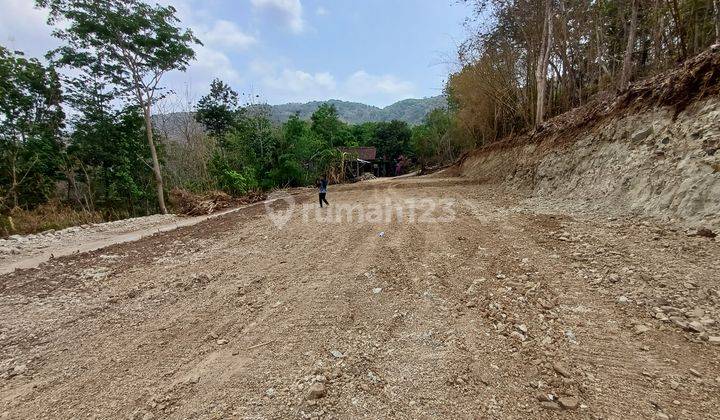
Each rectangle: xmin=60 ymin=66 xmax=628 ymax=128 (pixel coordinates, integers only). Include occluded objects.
xmin=318 ymin=175 xmax=330 ymax=208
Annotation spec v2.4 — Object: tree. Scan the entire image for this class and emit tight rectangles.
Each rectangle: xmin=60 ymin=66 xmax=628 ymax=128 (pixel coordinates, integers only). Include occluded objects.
xmin=714 ymin=0 xmax=720 ymax=42
xmin=370 ymin=120 xmax=412 ymax=161
xmin=456 ymin=0 xmax=719 ymax=145
xmin=413 ymin=109 xmax=453 ymax=169
xmin=68 ymin=106 xmax=155 ymax=214
xmin=535 ymin=0 xmax=553 ymax=124
xmin=0 ymin=46 xmax=65 ymax=210
xmin=310 ymin=103 xmax=343 ymax=147
xmin=38 ymin=0 xmax=201 ymax=214
xmin=619 ymin=0 xmax=640 ymax=89
xmin=195 ymin=79 xmax=239 ymax=138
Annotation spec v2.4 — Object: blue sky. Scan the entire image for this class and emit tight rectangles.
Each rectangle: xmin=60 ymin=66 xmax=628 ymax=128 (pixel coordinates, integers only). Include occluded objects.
xmin=0 ymin=0 xmax=471 ymax=107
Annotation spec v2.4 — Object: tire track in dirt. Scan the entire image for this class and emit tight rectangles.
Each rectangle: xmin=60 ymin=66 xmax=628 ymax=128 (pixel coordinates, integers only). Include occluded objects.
xmin=1 ymin=177 xmax=719 ymax=419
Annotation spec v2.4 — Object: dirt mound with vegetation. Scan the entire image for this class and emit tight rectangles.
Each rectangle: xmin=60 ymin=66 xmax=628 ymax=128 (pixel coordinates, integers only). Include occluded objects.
xmin=454 ymin=46 xmax=720 ymax=230
xmin=170 ymin=189 xmax=267 ymax=216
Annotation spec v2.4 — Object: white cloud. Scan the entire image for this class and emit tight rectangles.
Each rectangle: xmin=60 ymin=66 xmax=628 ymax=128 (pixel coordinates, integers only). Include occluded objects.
xmin=251 ymin=0 xmax=305 ymax=34
xmin=151 ymin=1 xmax=252 ymax=99
xmin=201 ymin=20 xmax=257 ymax=50
xmin=346 ymin=71 xmax=415 ymax=97
xmin=0 ymin=0 xmax=58 ymax=58
xmin=263 ymin=69 xmax=336 ymax=95
xmin=193 ymin=46 xmax=242 ymax=83
xmin=316 ymin=6 xmax=329 ymax=16
xmin=253 ymin=63 xmax=416 ymax=106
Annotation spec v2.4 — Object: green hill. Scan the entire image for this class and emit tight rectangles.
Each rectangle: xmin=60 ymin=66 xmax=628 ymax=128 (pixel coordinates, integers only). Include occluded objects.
xmin=268 ymin=96 xmax=447 ymax=125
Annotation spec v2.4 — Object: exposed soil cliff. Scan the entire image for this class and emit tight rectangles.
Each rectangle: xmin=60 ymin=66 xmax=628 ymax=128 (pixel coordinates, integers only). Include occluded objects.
xmin=455 ymin=46 xmax=720 ymax=230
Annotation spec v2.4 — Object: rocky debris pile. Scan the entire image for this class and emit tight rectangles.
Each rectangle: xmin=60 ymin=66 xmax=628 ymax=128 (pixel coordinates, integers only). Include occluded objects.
xmin=356 ymin=172 xmax=376 ymax=182
xmin=549 ymin=219 xmax=720 ymax=344
xmin=1 ymin=360 xmax=29 ymax=380
xmin=461 ymin=265 xmax=589 ymax=414
xmin=0 ymin=214 xmax=177 ymax=259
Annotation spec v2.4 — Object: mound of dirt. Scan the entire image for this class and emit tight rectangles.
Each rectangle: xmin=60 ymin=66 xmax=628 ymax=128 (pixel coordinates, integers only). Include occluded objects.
xmin=170 ymin=189 xmax=233 ymax=216
xmin=357 ymin=172 xmax=377 ymax=181
xmin=453 ymin=46 xmax=720 ymax=229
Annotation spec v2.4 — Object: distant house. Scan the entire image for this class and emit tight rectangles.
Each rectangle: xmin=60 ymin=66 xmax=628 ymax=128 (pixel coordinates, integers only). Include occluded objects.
xmin=338 ymin=147 xmax=377 ymax=179
xmin=338 ymin=147 xmax=376 ymax=161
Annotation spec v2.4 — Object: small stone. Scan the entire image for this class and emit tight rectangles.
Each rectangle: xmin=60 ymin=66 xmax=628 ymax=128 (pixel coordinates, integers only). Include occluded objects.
xmin=558 ymin=396 xmax=579 ymax=410
xmin=708 ymin=336 xmax=720 ymax=345
xmin=670 ymin=380 xmax=680 ymax=389
xmin=552 ymin=362 xmax=572 ymax=378
xmin=634 ymin=324 xmax=651 ymax=334
xmin=372 ymin=287 xmax=382 ymax=294
xmin=307 ymin=383 xmax=326 ymax=399
xmin=330 ymin=350 xmax=343 ymax=358
xmin=540 ymin=401 xmax=561 ymax=410
xmin=689 ymin=368 xmax=702 ymax=378
xmin=617 ymin=296 xmax=630 ymax=304
xmin=686 ymin=308 xmax=705 ymax=318
xmin=687 ymin=321 xmax=705 ymax=333
xmin=496 ymin=273 xmax=506 ymax=279
xmin=655 ymin=413 xmax=670 ymax=420
xmin=536 ymin=392 xmax=552 ymax=402
xmin=510 ymin=331 xmax=525 ymax=341
xmin=538 ymin=299 xmax=554 ymax=310
xmin=631 ymin=127 xmax=653 ymax=142
xmin=654 ymin=312 xmax=669 ymax=321
xmin=516 ymin=324 xmax=528 ymax=334
xmin=216 ymin=339 xmax=229 ymax=345
xmin=11 ymin=364 xmax=27 ymax=376
xmin=265 ymin=388 xmax=276 ymax=398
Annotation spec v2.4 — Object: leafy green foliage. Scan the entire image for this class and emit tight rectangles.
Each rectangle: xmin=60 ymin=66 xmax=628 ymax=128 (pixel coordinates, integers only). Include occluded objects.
xmin=68 ymin=106 xmax=156 ymax=214
xmin=0 ymin=46 xmax=65 ymax=211
xmin=412 ymin=108 xmax=453 ymax=168
xmin=195 ymin=79 xmax=239 ymax=137
xmin=370 ymin=120 xmax=413 ymax=160
xmin=38 ymin=0 xmax=200 ymax=103
xmin=38 ymin=0 xmax=202 ymax=214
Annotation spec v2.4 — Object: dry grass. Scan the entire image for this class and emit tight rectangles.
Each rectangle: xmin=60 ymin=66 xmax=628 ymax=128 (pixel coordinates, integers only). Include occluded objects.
xmin=1 ymin=201 xmax=104 ymax=237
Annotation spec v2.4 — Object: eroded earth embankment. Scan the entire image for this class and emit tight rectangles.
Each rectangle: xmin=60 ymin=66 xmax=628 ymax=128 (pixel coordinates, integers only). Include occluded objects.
xmin=455 ymin=46 xmax=720 ymax=232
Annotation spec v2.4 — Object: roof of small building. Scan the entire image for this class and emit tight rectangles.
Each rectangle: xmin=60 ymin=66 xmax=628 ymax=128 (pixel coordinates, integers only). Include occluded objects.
xmin=338 ymin=147 xmax=377 ymax=161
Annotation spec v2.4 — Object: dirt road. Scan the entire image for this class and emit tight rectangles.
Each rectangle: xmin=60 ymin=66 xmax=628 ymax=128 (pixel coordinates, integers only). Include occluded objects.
xmin=1 ymin=176 xmax=719 ymax=419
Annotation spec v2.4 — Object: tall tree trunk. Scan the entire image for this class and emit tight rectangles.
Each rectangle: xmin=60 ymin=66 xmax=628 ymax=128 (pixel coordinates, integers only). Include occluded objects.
xmin=143 ymin=105 xmax=168 ymax=214
xmin=620 ymin=0 xmax=639 ymax=89
xmin=557 ymin=0 xmax=577 ymax=107
xmin=652 ymin=0 xmax=664 ymax=68
xmin=10 ymin=155 xmax=18 ymax=209
xmin=535 ymin=0 xmax=553 ymax=125
xmin=714 ymin=0 xmax=720 ymax=43
xmin=668 ymin=0 xmax=688 ymax=58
